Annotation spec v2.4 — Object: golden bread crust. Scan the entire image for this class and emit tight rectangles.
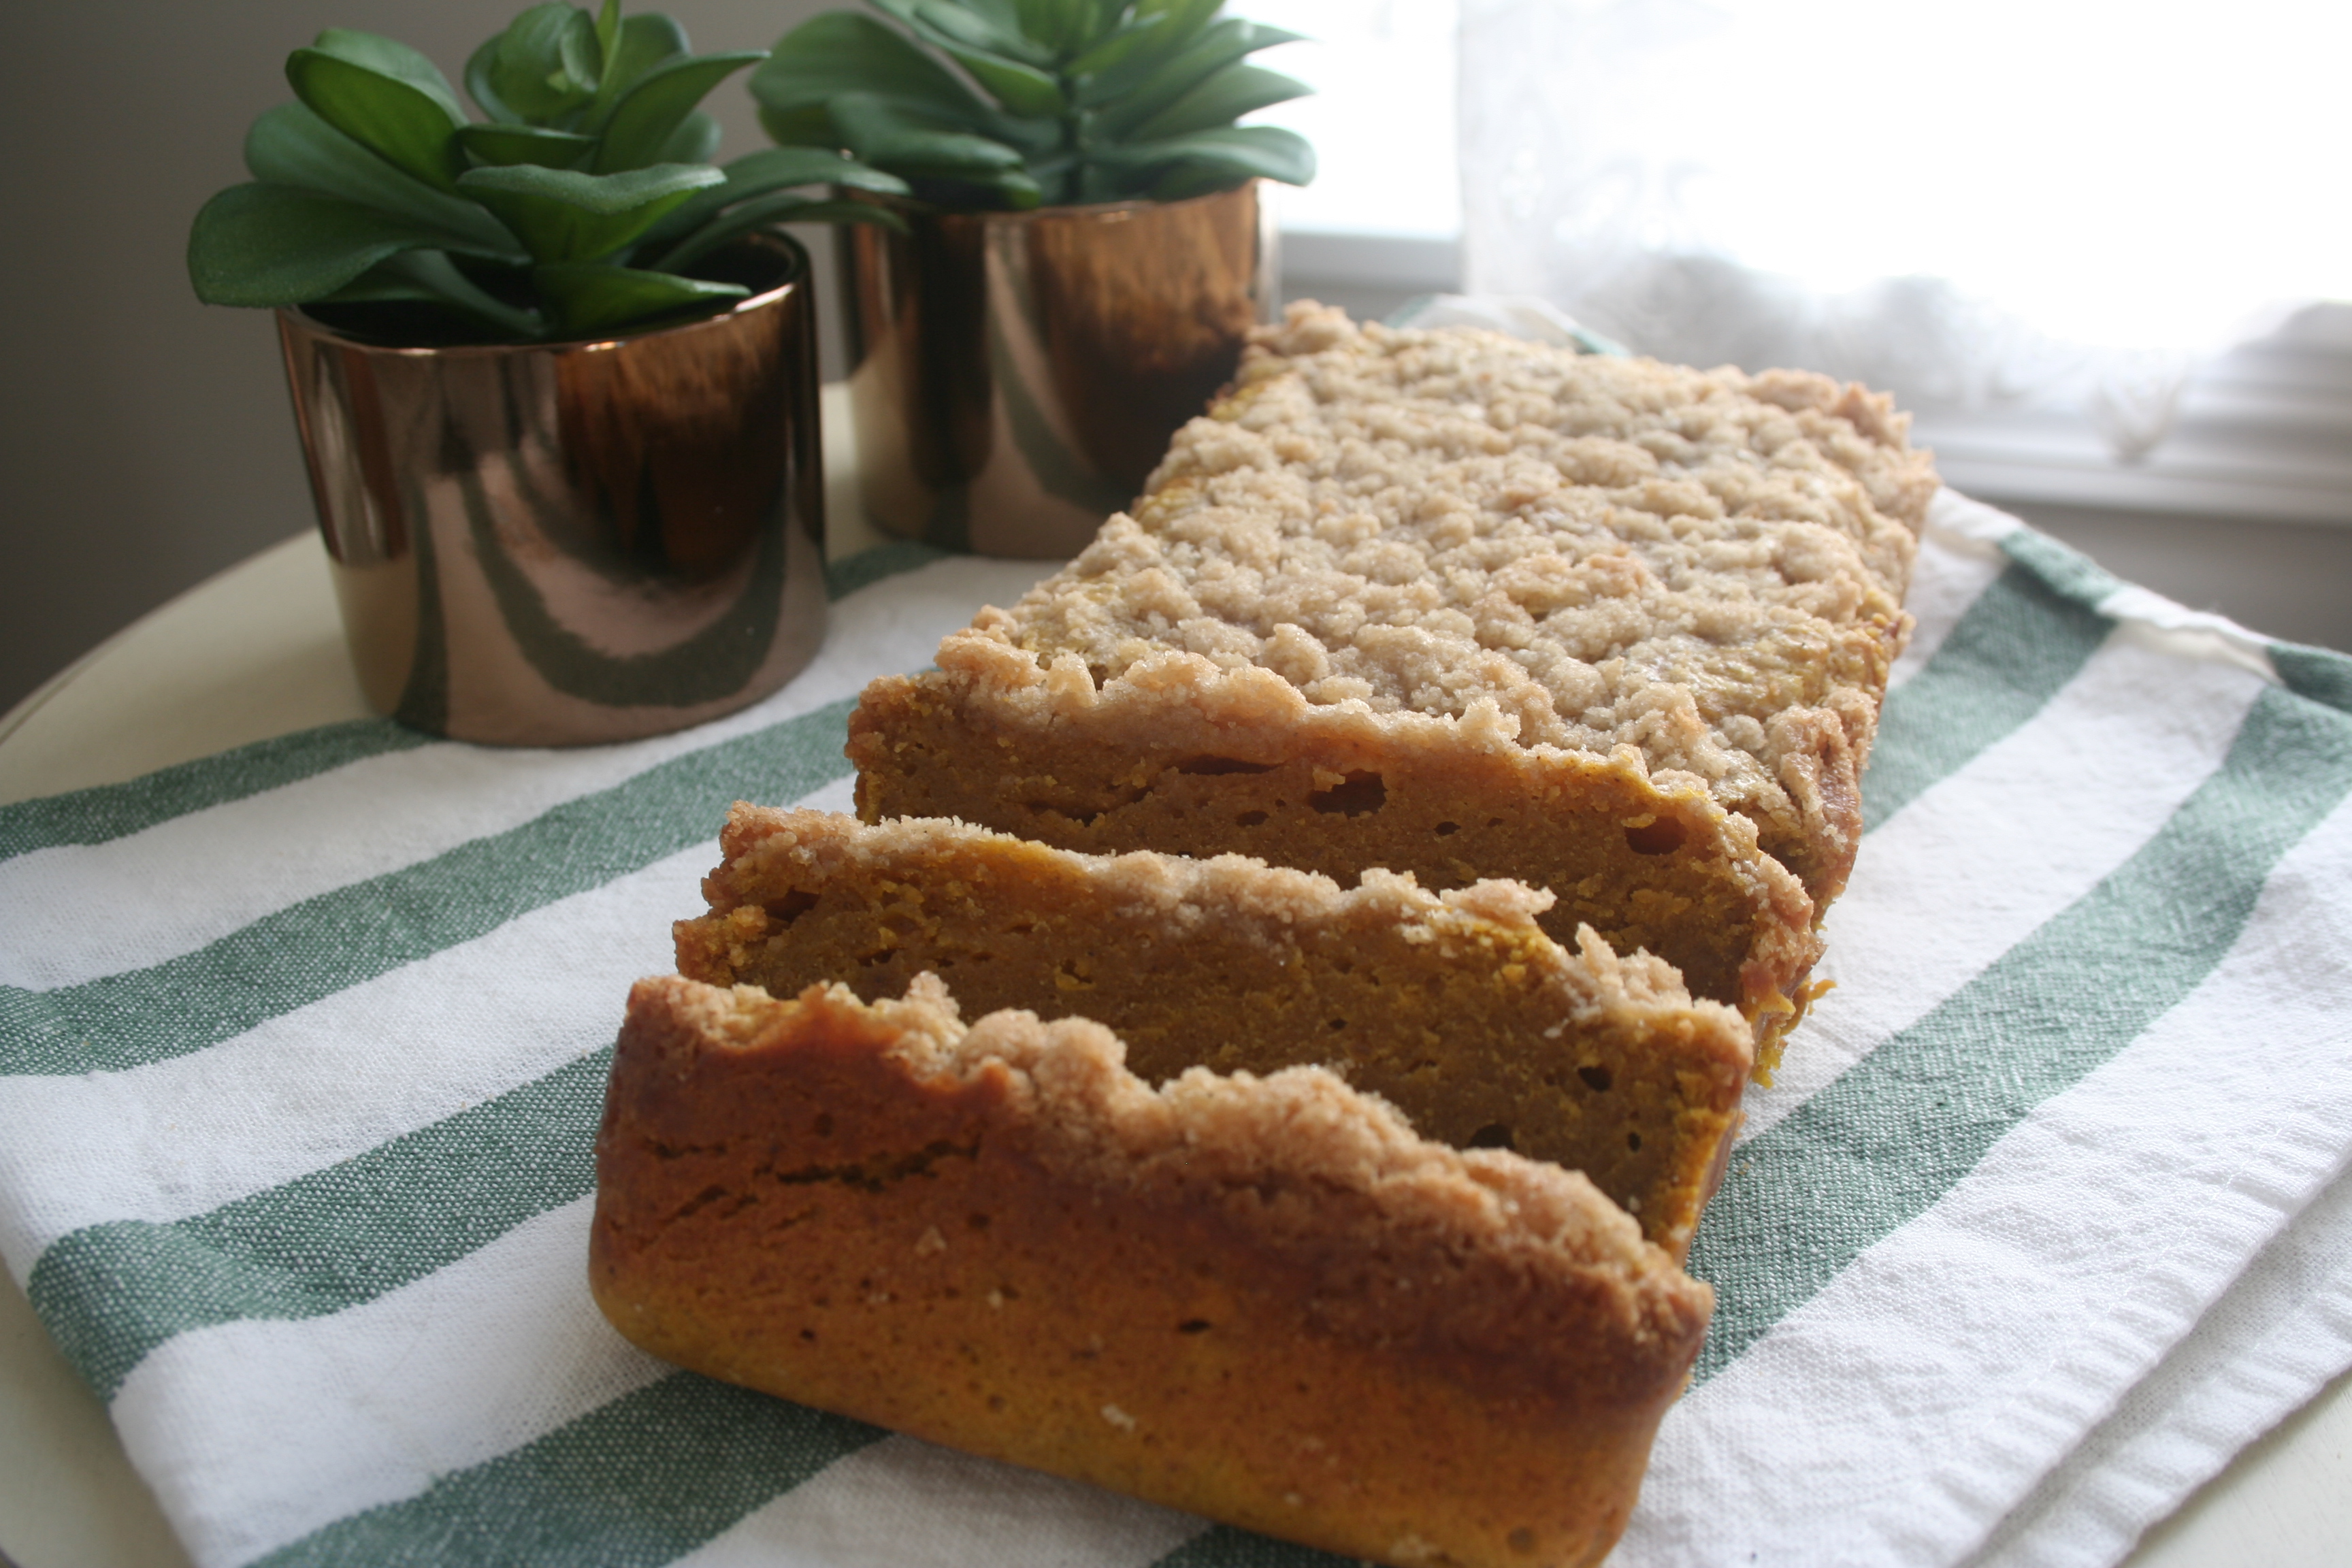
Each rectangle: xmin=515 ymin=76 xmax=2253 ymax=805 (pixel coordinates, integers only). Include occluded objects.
xmin=849 ymin=306 xmax=1930 ymax=1059
xmin=593 ymin=975 xmax=1712 ymax=1568
xmin=676 ymin=806 xmax=1754 ymax=1259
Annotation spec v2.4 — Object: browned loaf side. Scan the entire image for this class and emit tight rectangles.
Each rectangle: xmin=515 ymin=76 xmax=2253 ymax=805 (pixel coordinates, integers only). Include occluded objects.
xmin=849 ymin=304 xmax=1935 ymax=1071
xmin=592 ymin=973 xmax=1714 ymax=1568
xmin=676 ymin=806 xmax=1754 ymax=1260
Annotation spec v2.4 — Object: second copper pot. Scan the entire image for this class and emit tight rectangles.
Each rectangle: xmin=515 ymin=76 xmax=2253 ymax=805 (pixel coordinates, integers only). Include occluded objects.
xmin=838 ymin=181 xmax=1278 ymax=558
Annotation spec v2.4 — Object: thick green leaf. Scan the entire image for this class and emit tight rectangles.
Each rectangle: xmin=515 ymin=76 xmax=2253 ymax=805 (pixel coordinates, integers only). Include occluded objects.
xmin=644 ymin=144 xmax=912 ymax=244
xmin=1072 ymin=0 xmax=1222 ymax=101
xmin=1101 ymin=123 xmax=1315 ymax=194
xmin=723 ymin=144 xmax=915 ymax=197
xmin=589 ymin=11 xmax=692 ymax=126
xmin=827 ymin=93 xmax=1028 ymax=178
xmin=940 ymin=42 xmax=1066 ymax=117
xmin=1094 ymin=17 xmax=1303 ymax=133
xmin=245 ymin=102 xmax=523 ymax=255
xmin=189 ymin=182 xmax=495 ymax=306
xmin=751 ymin=13 xmax=998 ymax=131
xmin=465 ymin=37 xmax=522 ymax=125
xmin=1013 ymin=0 xmax=1092 ymax=54
xmin=318 ymin=249 xmax=544 ymax=339
xmin=1130 ymin=63 xmax=1310 ymax=140
xmin=905 ymin=165 xmax=1045 ymax=210
xmin=591 ymin=50 xmax=764 ymax=172
xmin=593 ymin=0 xmax=623 ymax=69
xmin=308 ymin=29 xmax=468 ymax=122
xmin=457 ymin=161 xmax=723 ymax=263
xmin=965 ymin=0 xmax=1034 ymax=36
xmin=287 ymin=48 xmax=466 ymax=191
xmin=865 ymin=0 xmax=1043 ymax=68
xmin=649 ymin=190 xmax=904 ymax=274
xmin=653 ymin=110 xmax=722 ymax=166
xmin=490 ymin=3 xmax=602 ymax=123
xmin=534 ymin=260 xmax=748 ymax=336
xmin=757 ymin=101 xmax=834 ymax=146
xmin=457 ymin=122 xmax=595 ymax=168
xmin=1066 ymin=16 xmax=1163 ymax=82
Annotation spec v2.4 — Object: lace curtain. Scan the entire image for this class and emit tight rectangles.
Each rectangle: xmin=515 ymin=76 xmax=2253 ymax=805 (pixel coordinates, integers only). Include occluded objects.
xmin=1457 ymin=0 xmax=2351 ymax=459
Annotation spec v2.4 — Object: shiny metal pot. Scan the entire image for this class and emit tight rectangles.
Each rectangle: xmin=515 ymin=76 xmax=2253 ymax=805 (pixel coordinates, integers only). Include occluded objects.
xmin=837 ymin=181 xmax=1277 ymax=558
xmin=276 ymin=233 xmax=826 ymax=747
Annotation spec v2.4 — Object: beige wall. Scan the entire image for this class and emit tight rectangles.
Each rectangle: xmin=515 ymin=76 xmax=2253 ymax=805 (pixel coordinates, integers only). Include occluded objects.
xmin=0 ymin=1 xmax=832 ymax=715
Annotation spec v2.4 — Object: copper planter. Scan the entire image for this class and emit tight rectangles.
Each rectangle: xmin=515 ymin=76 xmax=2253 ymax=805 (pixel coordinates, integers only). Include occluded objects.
xmin=277 ymin=234 xmax=826 ymax=747
xmin=838 ymin=180 xmax=1277 ymax=558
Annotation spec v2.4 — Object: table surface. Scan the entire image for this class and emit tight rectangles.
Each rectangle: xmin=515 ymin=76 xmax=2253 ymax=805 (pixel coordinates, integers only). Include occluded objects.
xmin=3 ymin=414 xmax=2347 ymax=1567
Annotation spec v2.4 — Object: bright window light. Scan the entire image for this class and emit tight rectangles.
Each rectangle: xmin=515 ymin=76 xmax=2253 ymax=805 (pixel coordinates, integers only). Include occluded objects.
xmin=1230 ymin=1 xmax=1462 ymax=239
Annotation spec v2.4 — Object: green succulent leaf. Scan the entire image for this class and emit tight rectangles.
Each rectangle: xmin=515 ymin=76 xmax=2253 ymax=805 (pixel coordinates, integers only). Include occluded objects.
xmin=457 ymin=122 xmax=597 ymax=169
xmin=1094 ymin=18 xmax=1303 ymax=135
xmin=308 ymin=29 xmax=468 ymax=123
xmin=1129 ymin=62 xmax=1309 ymax=140
xmin=189 ymin=182 xmax=508 ymax=307
xmin=465 ymin=37 xmax=523 ymax=125
xmin=245 ymin=102 xmax=524 ymax=255
xmin=644 ymin=144 xmax=912 ymax=244
xmin=751 ymin=13 xmax=1000 ymax=141
xmin=457 ymin=161 xmax=724 ymax=263
xmin=318 ymin=249 xmax=543 ymax=339
xmin=490 ymin=3 xmax=604 ymax=123
xmin=588 ymin=11 xmax=691 ymax=125
xmin=592 ymin=0 xmax=623 ymax=67
xmin=1071 ymin=0 xmax=1218 ymax=85
xmin=928 ymin=38 xmax=1066 ymax=118
xmin=1012 ymin=0 xmax=1092 ymax=54
xmin=724 ymin=144 xmax=915 ymax=199
xmin=964 ymin=0 xmax=1033 ymax=35
xmin=826 ymin=92 xmax=1028 ymax=179
xmin=287 ymin=48 xmax=466 ymax=191
xmin=534 ymin=260 xmax=749 ymax=336
xmin=865 ymin=0 xmax=1030 ymax=66
xmin=871 ymin=0 xmax=1073 ymax=114
xmin=591 ymin=50 xmax=765 ymax=173
xmin=653 ymin=110 xmax=723 ymax=166
xmin=1104 ymin=122 xmax=1316 ymax=196
xmin=912 ymin=166 xmax=1045 ymax=210
xmin=650 ymin=191 xmax=905 ymax=274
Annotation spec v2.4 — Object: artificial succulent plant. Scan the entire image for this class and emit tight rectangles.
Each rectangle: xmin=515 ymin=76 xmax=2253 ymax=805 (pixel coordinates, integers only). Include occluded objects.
xmin=753 ymin=0 xmax=1315 ymax=210
xmin=189 ymin=1 xmax=907 ymax=343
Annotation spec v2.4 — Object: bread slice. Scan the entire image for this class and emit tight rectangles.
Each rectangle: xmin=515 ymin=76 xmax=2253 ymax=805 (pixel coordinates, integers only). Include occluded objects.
xmin=676 ymin=806 xmax=1753 ymax=1259
xmin=591 ymin=973 xmax=1713 ymax=1568
xmin=849 ymin=304 xmax=1933 ymax=1071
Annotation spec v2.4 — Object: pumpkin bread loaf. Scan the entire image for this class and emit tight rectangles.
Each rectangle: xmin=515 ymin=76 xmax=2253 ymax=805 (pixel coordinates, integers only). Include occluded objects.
xmin=592 ymin=973 xmax=1714 ymax=1568
xmin=849 ymin=304 xmax=1935 ymax=1069
xmin=674 ymin=806 xmax=1753 ymax=1260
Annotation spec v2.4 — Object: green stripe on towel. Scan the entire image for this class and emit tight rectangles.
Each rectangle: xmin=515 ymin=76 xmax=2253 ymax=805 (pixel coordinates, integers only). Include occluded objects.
xmin=250 ymin=1372 xmax=885 ymax=1568
xmin=0 ymin=697 xmax=857 ymax=1077
xmin=0 ymin=540 xmax=940 ymax=865
xmin=2000 ymin=527 xmax=2130 ymax=609
xmin=2271 ymin=642 xmax=2352 ymax=716
xmin=29 ymin=1049 xmax=611 ymax=1402
xmin=1863 ymin=566 xmax=2112 ymax=832
xmin=1691 ymin=683 xmax=2352 ymax=1382
xmin=0 ymin=720 xmax=431 ymax=861
xmin=1154 ymin=1525 xmax=1353 ymax=1567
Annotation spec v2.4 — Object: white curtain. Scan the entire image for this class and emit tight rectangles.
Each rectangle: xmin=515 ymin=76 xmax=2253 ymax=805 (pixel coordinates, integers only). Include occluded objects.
xmin=1457 ymin=0 xmax=2352 ymax=459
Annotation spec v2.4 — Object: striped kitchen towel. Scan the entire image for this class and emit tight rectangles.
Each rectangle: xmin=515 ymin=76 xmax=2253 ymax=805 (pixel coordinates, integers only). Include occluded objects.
xmin=1 ymin=491 xmax=2348 ymax=1568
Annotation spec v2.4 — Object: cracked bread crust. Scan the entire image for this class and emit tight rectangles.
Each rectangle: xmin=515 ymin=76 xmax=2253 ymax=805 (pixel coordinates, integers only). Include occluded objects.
xmin=850 ymin=306 xmax=1925 ymax=1062
xmin=592 ymin=974 xmax=1713 ymax=1568
xmin=1000 ymin=302 xmax=1931 ymax=902
xmin=675 ymin=806 xmax=1754 ymax=1259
